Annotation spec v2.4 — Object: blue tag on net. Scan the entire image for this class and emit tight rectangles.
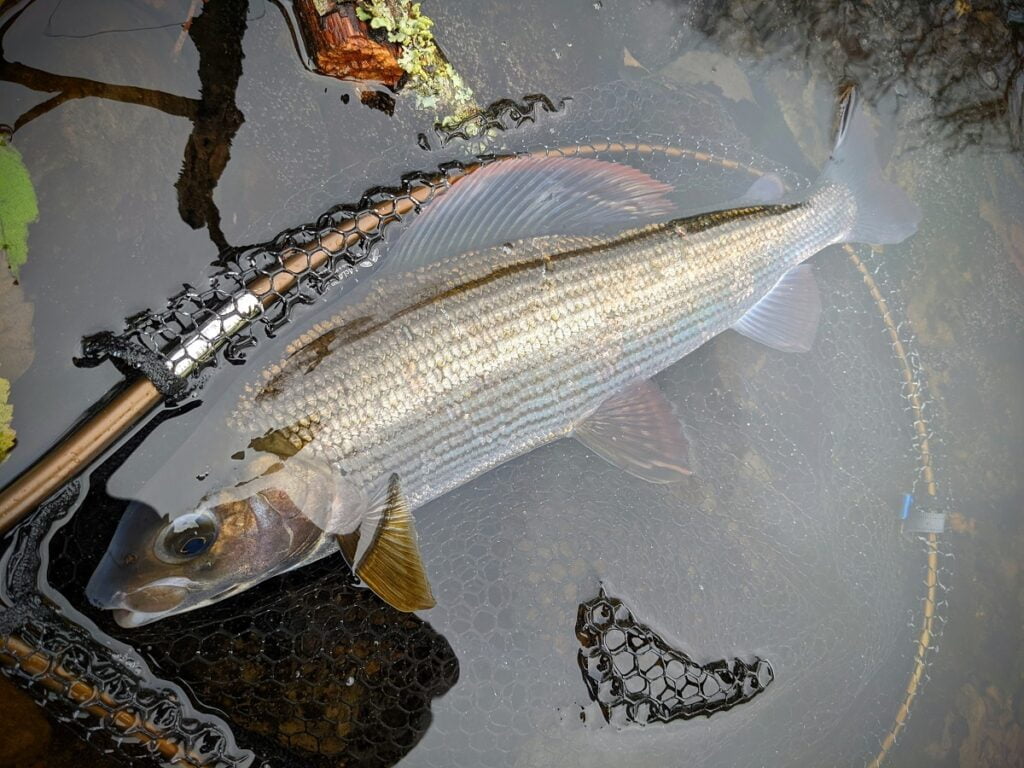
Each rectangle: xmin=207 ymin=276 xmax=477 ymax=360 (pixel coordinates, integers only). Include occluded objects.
xmin=900 ymin=493 xmax=946 ymax=534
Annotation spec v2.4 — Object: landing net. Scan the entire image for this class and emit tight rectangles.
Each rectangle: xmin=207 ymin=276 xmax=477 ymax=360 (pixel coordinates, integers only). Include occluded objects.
xmin=1 ymin=79 xmax=950 ymax=768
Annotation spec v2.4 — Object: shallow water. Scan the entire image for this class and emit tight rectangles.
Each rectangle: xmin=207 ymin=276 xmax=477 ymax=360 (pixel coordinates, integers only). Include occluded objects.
xmin=0 ymin=1 xmax=1022 ymax=766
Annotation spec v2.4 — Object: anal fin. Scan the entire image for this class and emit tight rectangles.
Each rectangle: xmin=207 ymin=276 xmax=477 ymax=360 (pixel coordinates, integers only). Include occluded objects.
xmin=733 ymin=264 xmax=821 ymax=353
xmin=574 ymin=380 xmax=692 ymax=483
xmin=336 ymin=474 xmax=435 ymax=612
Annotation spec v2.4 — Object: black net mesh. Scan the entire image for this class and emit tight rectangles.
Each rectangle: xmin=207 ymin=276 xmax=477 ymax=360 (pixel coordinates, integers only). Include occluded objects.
xmin=28 ymin=403 xmax=460 ymax=768
xmin=1 ymin=484 xmax=258 ymax=768
xmin=576 ymin=587 xmax=774 ymax=725
xmin=76 ymin=168 xmax=461 ymax=398
xmin=1 ymin=78 xmax=951 ymax=768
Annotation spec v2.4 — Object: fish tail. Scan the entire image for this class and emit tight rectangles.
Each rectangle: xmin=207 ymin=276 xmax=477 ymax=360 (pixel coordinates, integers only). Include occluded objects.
xmin=819 ymin=86 xmax=921 ymax=245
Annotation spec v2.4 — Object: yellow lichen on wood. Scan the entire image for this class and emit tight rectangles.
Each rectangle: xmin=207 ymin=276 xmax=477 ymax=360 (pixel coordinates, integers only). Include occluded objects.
xmin=355 ymin=1 xmax=476 ymax=124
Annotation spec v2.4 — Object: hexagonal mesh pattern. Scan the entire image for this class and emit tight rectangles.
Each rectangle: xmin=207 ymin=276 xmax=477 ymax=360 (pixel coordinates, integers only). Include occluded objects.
xmin=123 ymin=562 xmax=459 ymax=765
xmin=1 ymin=484 xmax=259 ymax=768
xmin=576 ymin=588 xmax=773 ymax=725
xmin=0 ymin=79 xmax=950 ymax=768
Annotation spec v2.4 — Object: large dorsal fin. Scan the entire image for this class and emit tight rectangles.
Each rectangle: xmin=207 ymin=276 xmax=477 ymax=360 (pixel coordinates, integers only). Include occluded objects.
xmin=382 ymin=156 xmax=676 ymax=276
xmin=337 ymin=474 xmax=435 ymax=612
xmin=574 ymin=379 xmax=692 ymax=483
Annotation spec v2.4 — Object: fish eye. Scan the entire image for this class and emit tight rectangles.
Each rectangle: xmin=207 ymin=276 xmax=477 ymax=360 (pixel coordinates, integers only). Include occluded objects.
xmin=179 ymin=536 xmax=208 ymax=556
xmin=154 ymin=510 xmax=219 ymax=564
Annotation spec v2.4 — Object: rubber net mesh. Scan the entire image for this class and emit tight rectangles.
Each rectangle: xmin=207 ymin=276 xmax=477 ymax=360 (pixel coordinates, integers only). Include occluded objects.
xmin=575 ymin=588 xmax=775 ymax=725
xmin=1 ymin=79 xmax=950 ymax=768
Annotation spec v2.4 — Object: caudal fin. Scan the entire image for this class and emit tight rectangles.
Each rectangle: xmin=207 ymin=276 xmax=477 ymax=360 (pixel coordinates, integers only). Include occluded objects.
xmin=820 ymin=86 xmax=920 ymax=245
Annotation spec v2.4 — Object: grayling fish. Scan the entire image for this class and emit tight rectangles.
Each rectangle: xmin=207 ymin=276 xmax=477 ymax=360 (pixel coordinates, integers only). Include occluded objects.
xmin=87 ymin=89 xmax=919 ymax=627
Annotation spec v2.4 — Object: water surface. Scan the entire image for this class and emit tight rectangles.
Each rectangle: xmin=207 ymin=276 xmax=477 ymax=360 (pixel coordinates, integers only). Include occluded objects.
xmin=1 ymin=1 xmax=1021 ymax=766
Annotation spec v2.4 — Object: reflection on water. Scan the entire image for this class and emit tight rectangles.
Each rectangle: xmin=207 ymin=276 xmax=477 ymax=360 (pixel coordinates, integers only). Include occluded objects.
xmin=692 ymin=0 xmax=1024 ymax=152
xmin=0 ymin=1 xmax=1021 ymax=767
xmin=0 ymin=0 xmax=252 ymax=251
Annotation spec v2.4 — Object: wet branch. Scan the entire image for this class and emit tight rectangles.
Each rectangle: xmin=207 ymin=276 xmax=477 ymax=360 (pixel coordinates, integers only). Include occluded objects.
xmin=0 ymin=0 xmax=196 ymax=129
xmin=174 ymin=0 xmax=249 ymax=252
xmin=10 ymin=90 xmax=71 ymax=131
xmin=0 ymin=0 xmax=248 ymax=251
xmin=0 ymin=59 xmax=199 ymax=130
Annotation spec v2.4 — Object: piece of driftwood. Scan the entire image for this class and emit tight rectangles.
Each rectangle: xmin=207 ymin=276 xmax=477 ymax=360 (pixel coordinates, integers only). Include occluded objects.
xmin=293 ymin=0 xmax=404 ymax=87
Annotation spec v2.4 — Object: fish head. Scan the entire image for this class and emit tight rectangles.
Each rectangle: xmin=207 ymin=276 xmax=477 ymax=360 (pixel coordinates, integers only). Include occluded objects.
xmin=87 ymin=455 xmax=363 ymax=628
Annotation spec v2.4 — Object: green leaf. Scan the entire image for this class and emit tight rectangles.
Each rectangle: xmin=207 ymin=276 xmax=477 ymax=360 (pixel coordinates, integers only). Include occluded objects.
xmin=0 ymin=377 xmax=14 ymax=462
xmin=0 ymin=140 xmax=39 ymax=280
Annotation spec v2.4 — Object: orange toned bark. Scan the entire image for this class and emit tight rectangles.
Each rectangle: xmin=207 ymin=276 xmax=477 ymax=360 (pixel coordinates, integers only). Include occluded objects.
xmin=293 ymin=0 xmax=404 ymax=87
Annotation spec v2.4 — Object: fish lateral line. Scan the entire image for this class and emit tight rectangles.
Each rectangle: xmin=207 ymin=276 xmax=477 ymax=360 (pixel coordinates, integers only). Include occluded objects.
xmin=255 ymin=200 xmax=808 ymax=397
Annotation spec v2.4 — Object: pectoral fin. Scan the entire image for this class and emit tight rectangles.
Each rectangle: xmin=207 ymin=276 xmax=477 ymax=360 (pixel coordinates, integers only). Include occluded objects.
xmin=733 ymin=264 xmax=821 ymax=353
xmin=336 ymin=475 xmax=435 ymax=612
xmin=574 ymin=380 xmax=692 ymax=483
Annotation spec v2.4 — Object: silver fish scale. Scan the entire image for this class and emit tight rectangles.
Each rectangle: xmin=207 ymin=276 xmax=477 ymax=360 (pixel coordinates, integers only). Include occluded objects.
xmin=231 ymin=184 xmax=855 ymax=515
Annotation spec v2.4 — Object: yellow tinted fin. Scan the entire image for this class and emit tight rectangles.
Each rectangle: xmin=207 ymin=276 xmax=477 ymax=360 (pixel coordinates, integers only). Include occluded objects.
xmin=337 ymin=531 xmax=359 ymax=565
xmin=336 ymin=474 xmax=435 ymax=612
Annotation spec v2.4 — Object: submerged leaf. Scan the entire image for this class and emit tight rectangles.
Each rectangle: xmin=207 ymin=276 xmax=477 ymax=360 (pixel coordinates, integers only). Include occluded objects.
xmin=0 ymin=139 xmax=39 ymax=280
xmin=622 ymin=47 xmax=645 ymax=70
xmin=659 ymin=50 xmax=755 ymax=104
xmin=0 ymin=377 xmax=14 ymax=462
xmin=0 ymin=275 xmax=35 ymax=382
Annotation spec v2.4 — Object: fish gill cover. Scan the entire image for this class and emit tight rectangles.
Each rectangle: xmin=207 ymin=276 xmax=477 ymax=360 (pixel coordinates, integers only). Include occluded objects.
xmin=3 ymin=79 xmax=945 ymax=768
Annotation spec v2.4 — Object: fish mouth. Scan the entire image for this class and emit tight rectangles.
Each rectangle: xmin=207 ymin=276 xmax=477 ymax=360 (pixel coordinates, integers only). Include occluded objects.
xmin=105 ymin=586 xmax=189 ymax=628
xmin=108 ymin=581 xmax=253 ymax=628
xmin=111 ymin=607 xmax=175 ymax=629
xmin=88 ymin=575 xmax=196 ymax=628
